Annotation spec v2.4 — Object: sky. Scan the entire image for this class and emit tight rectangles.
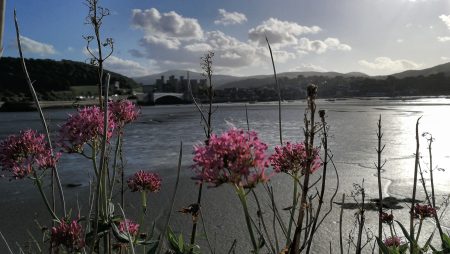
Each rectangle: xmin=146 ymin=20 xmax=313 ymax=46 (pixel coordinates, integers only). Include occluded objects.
xmin=3 ymin=0 xmax=450 ymax=77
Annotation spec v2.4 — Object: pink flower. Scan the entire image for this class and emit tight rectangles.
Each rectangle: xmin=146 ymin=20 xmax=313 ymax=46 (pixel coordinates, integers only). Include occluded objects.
xmin=51 ymin=218 xmax=85 ymax=252
xmin=269 ymin=142 xmax=321 ymax=175
xmin=58 ymin=106 xmax=115 ymax=153
xmin=413 ymin=204 xmax=436 ymax=219
xmin=118 ymin=219 xmax=140 ymax=236
xmin=192 ymin=128 xmax=269 ymax=188
xmin=108 ymin=100 xmax=139 ymax=127
xmin=0 ymin=130 xmax=58 ymax=179
xmin=380 ymin=212 xmax=394 ymax=224
xmin=383 ymin=236 xmax=402 ymax=247
xmin=127 ymin=170 xmax=162 ymax=192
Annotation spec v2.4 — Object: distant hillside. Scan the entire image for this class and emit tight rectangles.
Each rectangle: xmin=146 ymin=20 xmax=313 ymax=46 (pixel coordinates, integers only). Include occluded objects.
xmin=220 ymin=71 xmax=369 ymax=89
xmin=134 ymin=70 xmax=244 ymax=86
xmin=390 ymin=62 xmax=450 ymax=79
xmin=0 ymin=57 xmax=139 ymax=94
xmin=247 ymin=71 xmax=369 ymax=80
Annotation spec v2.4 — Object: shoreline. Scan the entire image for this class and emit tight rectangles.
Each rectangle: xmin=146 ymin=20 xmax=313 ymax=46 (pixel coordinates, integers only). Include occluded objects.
xmin=0 ymin=100 xmax=98 ymax=112
xmin=1 ymin=95 xmax=450 ymax=112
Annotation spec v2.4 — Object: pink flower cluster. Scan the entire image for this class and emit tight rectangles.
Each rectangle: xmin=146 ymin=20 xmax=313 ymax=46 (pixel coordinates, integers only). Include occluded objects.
xmin=118 ymin=219 xmax=140 ymax=236
xmin=413 ymin=204 xmax=437 ymax=219
xmin=50 ymin=218 xmax=85 ymax=252
xmin=0 ymin=130 xmax=58 ymax=179
xmin=380 ymin=212 xmax=394 ymax=224
xmin=58 ymin=106 xmax=115 ymax=153
xmin=192 ymin=128 xmax=269 ymax=188
xmin=109 ymin=100 xmax=139 ymax=127
xmin=127 ymin=170 xmax=162 ymax=192
xmin=269 ymin=142 xmax=321 ymax=175
xmin=383 ymin=236 xmax=402 ymax=247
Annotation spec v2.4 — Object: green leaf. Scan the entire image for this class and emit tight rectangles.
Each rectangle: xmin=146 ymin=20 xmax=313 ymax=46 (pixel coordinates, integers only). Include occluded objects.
xmin=111 ymin=223 xmax=131 ymax=243
xmin=178 ymin=233 xmax=184 ymax=252
xmin=399 ymin=244 xmax=408 ymax=254
xmin=423 ymin=231 xmax=435 ymax=251
xmin=441 ymin=234 xmax=450 ymax=251
xmin=395 ymin=220 xmax=414 ymax=245
xmin=146 ymin=240 xmax=159 ymax=254
xmin=376 ymin=237 xmax=391 ymax=254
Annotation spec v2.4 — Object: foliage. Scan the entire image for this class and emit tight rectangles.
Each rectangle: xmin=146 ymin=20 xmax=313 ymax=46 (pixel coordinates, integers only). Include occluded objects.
xmin=0 ymin=57 xmax=138 ymax=97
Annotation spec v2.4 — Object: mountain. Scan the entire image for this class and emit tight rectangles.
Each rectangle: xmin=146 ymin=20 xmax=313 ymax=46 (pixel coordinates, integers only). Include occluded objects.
xmin=390 ymin=62 xmax=450 ymax=79
xmin=134 ymin=70 xmax=244 ymax=86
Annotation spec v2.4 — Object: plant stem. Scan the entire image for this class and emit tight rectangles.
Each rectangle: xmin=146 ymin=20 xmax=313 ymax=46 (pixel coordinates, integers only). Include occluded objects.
xmin=355 ymin=185 xmax=365 ymax=254
xmin=251 ymin=189 xmax=275 ymax=253
xmin=189 ymin=52 xmax=214 ymax=253
xmin=376 ymin=115 xmax=384 ymax=254
xmin=236 ymin=185 xmax=258 ymax=253
xmin=305 ymin=110 xmax=329 ymax=254
xmin=109 ymin=133 xmax=122 ymax=199
xmin=265 ymin=36 xmax=282 ymax=145
xmin=156 ymin=142 xmax=183 ymax=254
xmin=14 ymin=10 xmax=66 ymax=216
xmin=90 ymin=74 xmax=110 ymax=253
xmin=387 ymin=224 xmax=393 ymax=239
xmin=415 ymin=219 xmax=423 ymax=243
xmin=286 ymin=173 xmax=298 ymax=246
xmin=339 ymin=194 xmax=345 ymax=254
xmin=290 ymin=85 xmax=317 ymax=254
xmin=34 ymin=175 xmax=59 ymax=222
xmin=410 ymin=117 xmax=421 ymax=253
xmin=427 ymin=136 xmax=435 ymax=208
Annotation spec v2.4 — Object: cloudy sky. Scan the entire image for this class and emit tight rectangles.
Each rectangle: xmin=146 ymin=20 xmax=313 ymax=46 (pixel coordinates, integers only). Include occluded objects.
xmin=3 ymin=0 xmax=450 ymax=77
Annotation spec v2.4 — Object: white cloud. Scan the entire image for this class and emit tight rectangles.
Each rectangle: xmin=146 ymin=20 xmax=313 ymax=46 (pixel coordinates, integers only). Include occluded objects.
xmin=289 ymin=64 xmax=327 ymax=72
xmin=296 ymin=37 xmax=351 ymax=54
xmin=271 ymin=50 xmax=297 ymax=62
xmin=184 ymin=43 xmax=213 ymax=52
xmin=132 ymin=8 xmax=203 ymax=39
xmin=140 ymin=35 xmax=181 ymax=50
xmin=131 ymin=8 xmax=203 ymax=50
xmin=248 ymin=18 xmax=321 ymax=48
xmin=437 ymin=36 xmax=450 ymax=42
xmin=214 ymin=9 xmax=247 ymax=26
xmin=396 ymin=39 xmax=404 ymax=43
xmin=439 ymin=14 xmax=450 ymax=29
xmin=201 ymin=30 xmax=263 ymax=66
xmin=103 ymin=56 xmax=152 ymax=77
xmin=18 ymin=36 xmax=57 ymax=55
xmin=82 ymin=48 xmax=153 ymax=77
xmin=358 ymin=57 xmax=421 ymax=73
xmin=441 ymin=56 xmax=450 ymax=61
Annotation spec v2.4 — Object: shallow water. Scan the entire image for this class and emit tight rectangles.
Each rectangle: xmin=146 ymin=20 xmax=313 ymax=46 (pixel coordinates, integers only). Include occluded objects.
xmin=0 ymin=97 xmax=449 ymax=253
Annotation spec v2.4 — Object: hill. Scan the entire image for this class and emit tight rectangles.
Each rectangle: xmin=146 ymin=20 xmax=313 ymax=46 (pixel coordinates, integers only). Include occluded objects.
xmin=0 ymin=57 xmax=139 ymax=95
xmin=247 ymin=71 xmax=369 ymax=80
xmin=390 ymin=62 xmax=450 ymax=79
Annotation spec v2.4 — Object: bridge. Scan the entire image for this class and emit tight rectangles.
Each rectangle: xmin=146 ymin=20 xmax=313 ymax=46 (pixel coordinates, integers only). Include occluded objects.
xmin=141 ymin=92 xmax=190 ymax=104
xmin=153 ymin=92 xmax=184 ymax=101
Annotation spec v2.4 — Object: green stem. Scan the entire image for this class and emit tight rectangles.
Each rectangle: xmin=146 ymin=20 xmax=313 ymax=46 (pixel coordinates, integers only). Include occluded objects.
xmin=92 ymin=145 xmax=99 ymax=178
xmin=109 ymin=133 xmax=122 ymax=200
xmin=236 ymin=185 xmax=258 ymax=253
xmin=34 ymin=175 xmax=59 ymax=222
xmin=286 ymin=172 xmax=298 ymax=246
xmin=389 ymin=224 xmax=394 ymax=239
xmin=415 ymin=219 xmax=423 ymax=243
xmin=140 ymin=191 xmax=147 ymax=253
xmin=140 ymin=191 xmax=147 ymax=226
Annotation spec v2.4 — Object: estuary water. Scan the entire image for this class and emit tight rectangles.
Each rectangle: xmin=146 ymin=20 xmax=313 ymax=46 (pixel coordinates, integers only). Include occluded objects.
xmin=0 ymin=97 xmax=450 ymax=253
